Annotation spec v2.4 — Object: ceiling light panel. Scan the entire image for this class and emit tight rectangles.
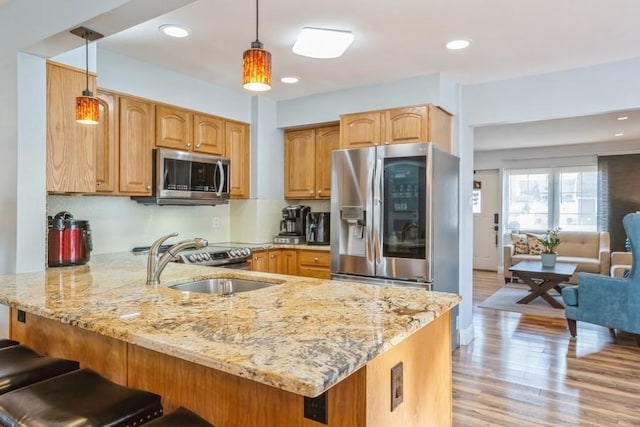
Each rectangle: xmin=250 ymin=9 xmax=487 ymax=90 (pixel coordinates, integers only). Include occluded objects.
xmin=446 ymin=39 xmax=471 ymax=50
xmin=281 ymin=76 xmax=300 ymax=84
xmin=159 ymin=24 xmax=190 ymax=38
xmin=292 ymin=27 xmax=354 ymax=59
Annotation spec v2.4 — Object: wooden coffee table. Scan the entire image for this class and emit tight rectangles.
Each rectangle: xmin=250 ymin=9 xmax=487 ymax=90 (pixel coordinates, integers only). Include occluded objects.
xmin=508 ymin=260 xmax=578 ymax=308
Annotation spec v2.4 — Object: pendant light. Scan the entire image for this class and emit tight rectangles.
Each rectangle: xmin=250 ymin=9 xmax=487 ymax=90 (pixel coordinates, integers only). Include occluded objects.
xmin=70 ymin=26 xmax=103 ymax=124
xmin=242 ymin=0 xmax=271 ymax=91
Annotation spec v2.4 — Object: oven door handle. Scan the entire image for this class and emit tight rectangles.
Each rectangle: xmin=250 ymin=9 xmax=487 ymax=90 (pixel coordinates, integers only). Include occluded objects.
xmin=215 ymin=160 xmax=225 ymax=198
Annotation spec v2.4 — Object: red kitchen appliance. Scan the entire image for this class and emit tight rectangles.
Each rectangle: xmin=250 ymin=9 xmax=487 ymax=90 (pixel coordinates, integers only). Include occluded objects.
xmin=47 ymin=211 xmax=93 ymax=267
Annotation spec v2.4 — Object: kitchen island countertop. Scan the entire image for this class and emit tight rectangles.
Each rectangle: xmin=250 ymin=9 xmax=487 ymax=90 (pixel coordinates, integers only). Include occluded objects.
xmin=0 ymin=252 xmax=459 ymax=397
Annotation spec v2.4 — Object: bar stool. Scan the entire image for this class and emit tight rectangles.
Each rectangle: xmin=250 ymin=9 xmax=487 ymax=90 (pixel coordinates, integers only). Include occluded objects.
xmin=0 ymin=368 xmax=163 ymax=426
xmin=145 ymin=407 xmax=214 ymax=426
xmin=0 ymin=340 xmax=18 ymax=350
xmin=0 ymin=345 xmax=79 ymax=395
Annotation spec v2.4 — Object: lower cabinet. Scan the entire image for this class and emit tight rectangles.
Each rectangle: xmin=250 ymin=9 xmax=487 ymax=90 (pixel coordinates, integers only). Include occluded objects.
xmin=251 ymin=248 xmax=328 ymax=278
xmin=297 ymin=250 xmax=331 ymax=279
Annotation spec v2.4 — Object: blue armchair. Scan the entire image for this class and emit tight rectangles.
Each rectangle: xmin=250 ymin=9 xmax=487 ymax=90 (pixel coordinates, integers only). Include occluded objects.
xmin=562 ymin=213 xmax=640 ymax=338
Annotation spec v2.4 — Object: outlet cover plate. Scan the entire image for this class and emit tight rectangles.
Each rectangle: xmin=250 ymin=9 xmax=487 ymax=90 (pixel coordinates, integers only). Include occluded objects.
xmin=391 ymin=361 xmax=403 ymax=411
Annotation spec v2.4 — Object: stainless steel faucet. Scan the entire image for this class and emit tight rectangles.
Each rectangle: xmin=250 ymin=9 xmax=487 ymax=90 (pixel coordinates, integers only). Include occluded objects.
xmin=146 ymin=232 xmax=208 ymax=285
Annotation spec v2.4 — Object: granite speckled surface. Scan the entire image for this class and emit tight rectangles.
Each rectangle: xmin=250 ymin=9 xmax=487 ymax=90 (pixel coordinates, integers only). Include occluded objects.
xmin=0 ymin=253 xmax=459 ymax=397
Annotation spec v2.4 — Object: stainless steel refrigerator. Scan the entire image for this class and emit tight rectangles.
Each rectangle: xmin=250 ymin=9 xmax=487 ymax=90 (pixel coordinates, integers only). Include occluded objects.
xmin=330 ymin=142 xmax=460 ymax=347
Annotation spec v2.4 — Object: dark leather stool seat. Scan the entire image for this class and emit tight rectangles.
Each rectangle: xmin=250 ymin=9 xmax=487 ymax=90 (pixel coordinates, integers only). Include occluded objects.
xmin=0 ymin=368 xmax=163 ymax=426
xmin=145 ymin=407 xmax=213 ymax=426
xmin=0 ymin=340 xmax=18 ymax=350
xmin=0 ymin=345 xmax=79 ymax=395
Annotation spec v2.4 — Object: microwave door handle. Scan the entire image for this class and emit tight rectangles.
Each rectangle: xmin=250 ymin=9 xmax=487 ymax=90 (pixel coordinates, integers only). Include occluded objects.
xmin=216 ymin=160 xmax=225 ymax=197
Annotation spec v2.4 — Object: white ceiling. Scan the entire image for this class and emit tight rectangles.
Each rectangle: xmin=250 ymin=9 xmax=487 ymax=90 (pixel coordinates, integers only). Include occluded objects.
xmin=49 ymin=0 xmax=640 ymax=148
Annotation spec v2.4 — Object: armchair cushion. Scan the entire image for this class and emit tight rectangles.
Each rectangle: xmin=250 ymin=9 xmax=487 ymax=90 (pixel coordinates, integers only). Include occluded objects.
xmin=561 ymin=285 xmax=578 ymax=306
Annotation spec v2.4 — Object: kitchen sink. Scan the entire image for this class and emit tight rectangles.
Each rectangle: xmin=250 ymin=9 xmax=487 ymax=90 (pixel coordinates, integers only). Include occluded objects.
xmin=169 ymin=278 xmax=278 ymax=295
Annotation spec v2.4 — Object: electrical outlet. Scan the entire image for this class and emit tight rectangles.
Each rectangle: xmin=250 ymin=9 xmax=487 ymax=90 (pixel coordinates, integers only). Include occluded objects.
xmin=212 ymin=217 xmax=220 ymax=229
xmin=17 ymin=310 xmax=26 ymax=323
xmin=304 ymin=392 xmax=328 ymax=424
xmin=391 ymin=362 xmax=403 ymax=411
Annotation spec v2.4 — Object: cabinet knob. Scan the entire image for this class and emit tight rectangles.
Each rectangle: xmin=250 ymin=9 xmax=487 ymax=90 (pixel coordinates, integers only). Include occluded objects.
xmin=270 ymin=255 xmax=274 ymax=259
xmin=317 ymin=190 xmax=322 ymax=195
xmin=186 ymin=143 xmax=192 ymax=148
xmin=314 ymin=257 xmax=319 ymax=262
xmin=309 ymin=190 xmax=314 ymax=195
xmin=254 ymin=256 xmax=258 ymax=260
xmin=96 ymin=180 xmax=102 ymax=186
xmin=196 ymin=144 xmax=201 ymax=148
xmin=146 ymin=185 xmax=151 ymax=190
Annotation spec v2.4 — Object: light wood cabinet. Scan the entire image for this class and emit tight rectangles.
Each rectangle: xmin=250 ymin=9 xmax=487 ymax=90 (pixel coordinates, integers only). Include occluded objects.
xmin=46 ymin=62 xmax=97 ymax=193
xmin=297 ymin=250 xmax=331 ymax=279
xmin=268 ymin=249 xmax=282 ymax=273
xmin=340 ymin=104 xmax=453 ymax=153
xmin=225 ymin=120 xmax=250 ymax=199
xmin=95 ymin=90 xmax=118 ymax=193
xmin=119 ymin=96 xmax=154 ymax=195
xmin=281 ymin=250 xmax=298 ymax=275
xmin=194 ymin=114 xmax=225 ymax=155
xmin=155 ymin=104 xmax=193 ymax=151
xmin=284 ymin=125 xmax=339 ymax=200
xmin=155 ymin=106 xmax=226 ymax=156
xmin=251 ymin=250 xmax=269 ymax=272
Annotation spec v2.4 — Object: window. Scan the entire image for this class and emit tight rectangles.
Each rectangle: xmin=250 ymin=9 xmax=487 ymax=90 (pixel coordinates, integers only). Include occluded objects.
xmin=504 ymin=166 xmax=597 ymax=232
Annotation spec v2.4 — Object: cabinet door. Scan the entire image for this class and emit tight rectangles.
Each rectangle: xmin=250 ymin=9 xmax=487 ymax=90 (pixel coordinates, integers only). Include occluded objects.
xmin=339 ymin=111 xmax=382 ymax=149
xmin=385 ymin=105 xmax=428 ymax=144
xmin=156 ymin=105 xmax=193 ymax=151
xmin=251 ymin=250 xmax=269 ymax=272
xmin=119 ymin=97 xmax=154 ymax=195
xmin=426 ymin=105 xmax=453 ymax=154
xmin=194 ymin=114 xmax=224 ymax=155
xmin=95 ymin=90 xmax=118 ymax=193
xmin=314 ymin=126 xmax=340 ymax=199
xmin=281 ymin=250 xmax=298 ymax=275
xmin=46 ymin=62 xmax=96 ymax=193
xmin=225 ymin=120 xmax=250 ymax=199
xmin=284 ymin=129 xmax=316 ymax=199
xmin=268 ymin=249 xmax=282 ymax=273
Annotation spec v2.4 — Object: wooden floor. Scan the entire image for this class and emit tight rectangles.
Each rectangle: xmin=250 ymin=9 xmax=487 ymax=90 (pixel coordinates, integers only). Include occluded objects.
xmin=452 ymin=270 xmax=640 ymax=427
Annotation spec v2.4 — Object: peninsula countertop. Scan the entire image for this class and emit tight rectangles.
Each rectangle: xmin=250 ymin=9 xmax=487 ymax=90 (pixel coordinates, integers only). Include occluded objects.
xmin=0 ymin=253 xmax=460 ymax=397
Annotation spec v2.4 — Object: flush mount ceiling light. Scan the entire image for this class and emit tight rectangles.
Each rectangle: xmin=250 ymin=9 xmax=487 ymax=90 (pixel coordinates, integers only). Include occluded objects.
xmin=281 ymin=76 xmax=299 ymax=84
xmin=242 ymin=0 xmax=272 ymax=91
xmin=615 ymin=132 xmax=624 ymax=137
xmin=446 ymin=39 xmax=472 ymax=50
xmin=617 ymin=116 xmax=629 ymax=121
xmin=292 ymin=27 xmax=354 ymax=59
xmin=70 ymin=26 xmax=103 ymax=125
xmin=158 ymin=24 xmax=190 ymax=38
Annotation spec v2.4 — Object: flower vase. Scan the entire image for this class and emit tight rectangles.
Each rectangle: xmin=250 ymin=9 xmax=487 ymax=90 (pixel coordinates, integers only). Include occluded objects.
xmin=540 ymin=253 xmax=557 ymax=268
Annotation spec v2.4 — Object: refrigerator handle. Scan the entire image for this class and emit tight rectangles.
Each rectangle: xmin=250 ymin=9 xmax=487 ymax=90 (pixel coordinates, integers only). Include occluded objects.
xmin=372 ymin=154 xmax=383 ymax=264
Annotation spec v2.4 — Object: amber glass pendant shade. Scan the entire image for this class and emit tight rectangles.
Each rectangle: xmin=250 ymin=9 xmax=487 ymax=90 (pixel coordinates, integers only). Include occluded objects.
xmin=75 ymin=93 xmax=99 ymax=124
xmin=243 ymin=47 xmax=272 ymax=91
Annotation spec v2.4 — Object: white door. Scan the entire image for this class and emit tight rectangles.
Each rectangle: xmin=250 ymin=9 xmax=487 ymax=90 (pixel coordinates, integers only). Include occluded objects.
xmin=473 ymin=169 xmax=500 ymax=271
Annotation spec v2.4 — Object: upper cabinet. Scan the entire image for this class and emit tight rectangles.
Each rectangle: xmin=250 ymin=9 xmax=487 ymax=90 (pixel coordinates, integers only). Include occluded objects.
xmin=284 ymin=125 xmax=339 ymax=200
xmin=156 ymin=105 xmax=226 ymax=156
xmin=119 ymin=96 xmax=154 ymax=195
xmin=46 ymin=62 xmax=97 ymax=193
xmin=225 ymin=120 xmax=250 ymax=199
xmin=340 ymin=104 xmax=452 ymax=153
xmin=95 ymin=90 xmax=118 ymax=193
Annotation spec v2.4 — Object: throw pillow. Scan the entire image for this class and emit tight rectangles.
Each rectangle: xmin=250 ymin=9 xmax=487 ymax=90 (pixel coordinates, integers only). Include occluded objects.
xmin=511 ymin=233 xmax=529 ymax=254
xmin=527 ymin=233 xmax=544 ymax=255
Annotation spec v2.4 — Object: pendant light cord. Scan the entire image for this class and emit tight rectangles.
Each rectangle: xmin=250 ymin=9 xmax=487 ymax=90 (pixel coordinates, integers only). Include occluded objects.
xmin=255 ymin=0 xmax=259 ymax=42
xmin=85 ymin=35 xmax=89 ymax=92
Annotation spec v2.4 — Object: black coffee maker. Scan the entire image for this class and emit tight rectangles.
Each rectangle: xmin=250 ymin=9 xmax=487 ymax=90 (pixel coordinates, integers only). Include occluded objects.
xmin=305 ymin=212 xmax=330 ymax=245
xmin=279 ymin=205 xmax=310 ymax=237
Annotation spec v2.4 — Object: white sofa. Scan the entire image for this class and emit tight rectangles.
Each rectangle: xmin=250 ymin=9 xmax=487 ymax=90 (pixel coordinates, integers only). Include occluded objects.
xmin=504 ymin=230 xmax=610 ymax=284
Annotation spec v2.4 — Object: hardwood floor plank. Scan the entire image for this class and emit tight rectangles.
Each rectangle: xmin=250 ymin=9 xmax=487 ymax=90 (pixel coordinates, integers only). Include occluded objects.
xmin=453 ymin=270 xmax=640 ymax=427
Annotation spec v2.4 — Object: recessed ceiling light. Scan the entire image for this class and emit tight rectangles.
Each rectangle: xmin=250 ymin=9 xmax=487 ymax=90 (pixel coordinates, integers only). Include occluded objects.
xmin=615 ymin=132 xmax=624 ymax=137
xmin=292 ymin=27 xmax=354 ymax=59
xmin=446 ymin=39 xmax=471 ymax=50
xmin=617 ymin=116 xmax=629 ymax=121
xmin=158 ymin=24 xmax=190 ymax=38
xmin=281 ymin=76 xmax=300 ymax=84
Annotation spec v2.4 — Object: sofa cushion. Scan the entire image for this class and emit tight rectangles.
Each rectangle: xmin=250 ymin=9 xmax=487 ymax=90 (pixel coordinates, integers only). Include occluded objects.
xmin=511 ymin=233 xmax=529 ymax=254
xmin=526 ymin=233 xmax=544 ymax=255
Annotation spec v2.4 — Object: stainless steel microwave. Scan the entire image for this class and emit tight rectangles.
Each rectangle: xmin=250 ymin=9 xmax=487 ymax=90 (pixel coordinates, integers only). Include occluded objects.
xmin=132 ymin=148 xmax=230 ymax=206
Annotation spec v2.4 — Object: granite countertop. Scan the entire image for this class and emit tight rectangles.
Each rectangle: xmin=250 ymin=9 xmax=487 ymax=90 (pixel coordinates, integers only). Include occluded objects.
xmin=0 ymin=253 xmax=459 ymax=397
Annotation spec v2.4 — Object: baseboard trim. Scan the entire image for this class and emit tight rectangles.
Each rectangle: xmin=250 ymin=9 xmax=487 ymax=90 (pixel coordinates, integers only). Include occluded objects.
xmin=459 ymin=323 xmax=475 ymax=346
xmin=497 ymin=266 xmax=504 ymax=274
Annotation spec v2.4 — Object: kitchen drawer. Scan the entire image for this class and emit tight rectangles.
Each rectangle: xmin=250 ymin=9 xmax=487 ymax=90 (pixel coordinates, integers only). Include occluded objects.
xmin=297 ymin=266 xmax=331 ymax=280
xmin=297 ymin=250 xmax=330 ymax=268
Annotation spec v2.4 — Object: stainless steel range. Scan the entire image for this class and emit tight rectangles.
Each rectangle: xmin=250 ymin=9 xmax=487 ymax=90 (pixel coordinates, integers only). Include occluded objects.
xmin=175 ymin=246 xmax=253 ymax=270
